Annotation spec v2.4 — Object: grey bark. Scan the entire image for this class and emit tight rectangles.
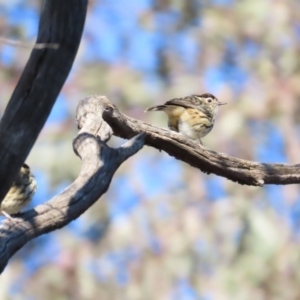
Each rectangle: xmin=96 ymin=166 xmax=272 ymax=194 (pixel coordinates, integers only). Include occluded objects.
xmin=0 ymin=95 xmax=145 ymax=273
xmin=0 ymin=93 xmax=299 ymax=272
xmin=101 ymin=97 xmax=300 ymax=186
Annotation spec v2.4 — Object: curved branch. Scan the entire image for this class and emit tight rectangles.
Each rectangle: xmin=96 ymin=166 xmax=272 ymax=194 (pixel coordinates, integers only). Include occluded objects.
xmin=0 ymin=93 xmax=298 ymax=271
xmin=97 ymin=95 xmax=300 ymax=186
xmin=0 ymin=0 xmax=88 ymax=203
xmin=0 ymin=95 xmax=145 ymax=273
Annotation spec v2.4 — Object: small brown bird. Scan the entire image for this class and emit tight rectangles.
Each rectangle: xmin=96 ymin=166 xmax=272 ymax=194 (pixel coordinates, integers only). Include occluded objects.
xmin=145 ymin=93 xmax=226 ymax=143
xmin=1 ymin=163 xmax=37 ymax=219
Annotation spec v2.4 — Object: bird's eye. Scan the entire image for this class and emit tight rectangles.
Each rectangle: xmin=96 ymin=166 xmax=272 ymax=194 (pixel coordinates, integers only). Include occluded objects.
xmin=207 ymin=98 xmax=212 ymax=103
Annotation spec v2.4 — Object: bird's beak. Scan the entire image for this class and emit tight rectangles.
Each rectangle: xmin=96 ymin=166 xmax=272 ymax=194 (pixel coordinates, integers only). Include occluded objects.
xmin=218 ymin=102 xmax=226 ymax=106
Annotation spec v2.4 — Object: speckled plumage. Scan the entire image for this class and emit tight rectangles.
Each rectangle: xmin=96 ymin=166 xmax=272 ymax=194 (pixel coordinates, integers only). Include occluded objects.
xmin=1 ymin=163 xmax=37 ymax=217
xmin=145 ymin=93 xmax=226 ymax=143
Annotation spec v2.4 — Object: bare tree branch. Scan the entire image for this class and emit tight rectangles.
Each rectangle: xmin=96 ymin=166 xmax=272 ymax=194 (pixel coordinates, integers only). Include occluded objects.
xmin=96 ymin=96 xmax=300 ymax=187
xmin=0 ymin=95 xmax=145 ymax=273
xmin=0 ymin=0 xmax=87 ymax=204
xmin=1 ymin=93 xmax=298 ymax=271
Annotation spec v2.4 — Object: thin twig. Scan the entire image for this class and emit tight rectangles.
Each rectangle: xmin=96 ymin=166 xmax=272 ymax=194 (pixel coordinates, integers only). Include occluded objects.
xmin=0 ymin=37 xmax=59 ymax=49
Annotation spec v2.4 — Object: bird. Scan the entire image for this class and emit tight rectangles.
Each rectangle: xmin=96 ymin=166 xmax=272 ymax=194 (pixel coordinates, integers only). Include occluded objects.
xmin=145 ymin=93 xmax=226 ymax=144
xmin=0 ymin=163 xmax=37 ymax=219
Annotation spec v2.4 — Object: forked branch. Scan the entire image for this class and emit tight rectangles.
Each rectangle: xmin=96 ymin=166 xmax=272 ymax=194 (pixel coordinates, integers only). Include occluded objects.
xmin=0 ymin=93 xmax=298 ymax=272
xmin=0 ymin=95 xmax=145 ymax=273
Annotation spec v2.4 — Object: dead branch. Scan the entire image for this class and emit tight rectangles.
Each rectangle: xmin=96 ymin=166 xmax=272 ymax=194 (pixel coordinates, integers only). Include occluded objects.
xmin=0 ymin=95 xmax=145 ymax=273
xmin=1 ymin=93 xmax=298 ymax=272
xmin=96 ymin=95 xmax=300 ymax=187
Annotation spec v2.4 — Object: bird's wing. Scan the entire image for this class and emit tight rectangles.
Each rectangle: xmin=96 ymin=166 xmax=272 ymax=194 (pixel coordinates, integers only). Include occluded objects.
xmin=165 ymin=98 xmax=196 ymax=109
xmin=165 ymin=98 xmax=211 ymax=116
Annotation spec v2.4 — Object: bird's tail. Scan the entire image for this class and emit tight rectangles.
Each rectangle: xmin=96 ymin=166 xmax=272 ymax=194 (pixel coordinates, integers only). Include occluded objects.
xmin=145 ymin=105 xmax=167 ymax=112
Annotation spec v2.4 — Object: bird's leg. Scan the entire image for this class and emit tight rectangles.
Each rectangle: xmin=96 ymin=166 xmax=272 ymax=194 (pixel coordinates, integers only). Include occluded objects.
xmin=1 ymin=210 xmax=14 ymax=220
xmin=196 ymin=133 xmax=203 ymax=145
xmin=1 ymin=211 xmax=22 ymax=224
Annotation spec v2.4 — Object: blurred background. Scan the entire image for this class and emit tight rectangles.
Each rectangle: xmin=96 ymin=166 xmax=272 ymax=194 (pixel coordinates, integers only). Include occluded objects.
xmin=1 ymin=0 xmax=300 ymax=299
